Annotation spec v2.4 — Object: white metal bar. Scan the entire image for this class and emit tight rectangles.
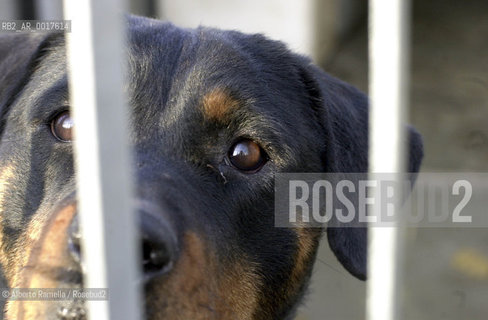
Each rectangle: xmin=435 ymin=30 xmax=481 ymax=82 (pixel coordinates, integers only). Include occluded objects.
xmin=0 ymin=0 xmax=18 ymax=19
xmin=35 ymin=0 xmax=63 ymax=20
xmin=367 ymin=0 xmax=410 ymax=320
xmin=63 ymin=1 xmax=142 ymax=320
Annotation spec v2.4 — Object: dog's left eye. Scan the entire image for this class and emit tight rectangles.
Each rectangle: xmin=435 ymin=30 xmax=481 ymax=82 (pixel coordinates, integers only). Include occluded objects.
xmin=228 ymin=139 xmax=267 ymax=172
xmin=50 ymin=111 xmax=73 ymax=142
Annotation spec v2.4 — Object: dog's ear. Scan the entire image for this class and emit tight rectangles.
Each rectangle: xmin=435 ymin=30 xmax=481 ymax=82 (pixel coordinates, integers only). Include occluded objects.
xmin=297 ymin=59 xmax=423 ymax=280
xmin=0 ymin=33 xmax=55 ymax=115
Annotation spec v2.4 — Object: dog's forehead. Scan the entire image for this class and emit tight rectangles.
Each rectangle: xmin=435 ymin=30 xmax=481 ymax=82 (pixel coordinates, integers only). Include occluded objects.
xmin=126 ymin=23 xmax=262 ymax=104
xmin=127 ymin=21 xmax=256 ymax=71
xmin=126 ymin=23 xmax=284 ymax=133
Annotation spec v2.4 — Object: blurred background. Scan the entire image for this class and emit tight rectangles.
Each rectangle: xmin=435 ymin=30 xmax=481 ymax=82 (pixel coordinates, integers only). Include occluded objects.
xmin=1 ymin=0 xmax=487 ymax=319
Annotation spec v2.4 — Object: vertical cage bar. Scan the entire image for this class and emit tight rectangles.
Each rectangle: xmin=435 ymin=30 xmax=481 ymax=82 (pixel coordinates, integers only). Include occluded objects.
xmin=0 ymin=0 xmax=18 ymax=19
xmin=63 ymin=1 xmax=142 ymax=320
xmin=367 ymin=0 xmax=410 ymax=320
xmin=35 ymin=0 xmax=63 ymax=20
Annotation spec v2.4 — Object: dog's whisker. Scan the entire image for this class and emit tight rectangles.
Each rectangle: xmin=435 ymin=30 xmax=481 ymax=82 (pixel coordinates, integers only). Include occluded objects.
xmin=206 ymin=164 xmax=228 ymax=184
xmin=315 ymin=257 xmax=348 ymax=277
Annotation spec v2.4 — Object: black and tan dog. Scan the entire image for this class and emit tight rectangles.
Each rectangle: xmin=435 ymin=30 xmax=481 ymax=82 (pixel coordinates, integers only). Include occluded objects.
xmin=0 ymin=15 xmax=423 ymax=320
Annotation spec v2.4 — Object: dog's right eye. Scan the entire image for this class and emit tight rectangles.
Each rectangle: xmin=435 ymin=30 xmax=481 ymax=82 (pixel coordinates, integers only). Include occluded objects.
xmin=228 ymin=139 xmax=267 ymax=172
xmin=50 ymin=111 xmax=73 ymax=142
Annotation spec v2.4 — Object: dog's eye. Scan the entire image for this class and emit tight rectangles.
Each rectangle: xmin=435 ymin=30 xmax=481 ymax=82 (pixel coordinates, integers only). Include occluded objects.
xmin=228 ymin=139 xmax=267 ymax=172
xmin=51 ymin=111 xmax=73 ymax=142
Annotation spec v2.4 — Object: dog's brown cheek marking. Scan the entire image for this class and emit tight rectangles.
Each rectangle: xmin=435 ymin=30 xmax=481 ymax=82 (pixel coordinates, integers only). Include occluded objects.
xmin=149 ymin=232 xmax=260 ymax=320
xmin=217 ymin=255 xmax=261 ymax=319
xmin=287 ymin=226 xmax=321 ymax=298
xmin=6 ymin=204 xmax=77 ymax=320
xmin=202 ymin=88 xmax=240 ymax=123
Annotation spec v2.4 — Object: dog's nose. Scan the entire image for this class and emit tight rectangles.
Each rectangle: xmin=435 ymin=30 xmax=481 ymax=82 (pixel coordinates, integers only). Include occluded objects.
xmin=67 ymin=206 xmax=177 ymax=279
xmin=139 ymin=208 xmax=176 ymax=279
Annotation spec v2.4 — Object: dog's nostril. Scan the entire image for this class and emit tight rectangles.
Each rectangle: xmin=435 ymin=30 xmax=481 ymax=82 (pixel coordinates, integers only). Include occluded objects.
xmin=68 ymin=216 xmax=82 ymax=263
xmin=139 ymin=208 xmax=176 ymax=278
xmin=69 ymin=235 xmax=81 ymax=260
xmin=142 ymin=237 xmax=171 ymax=273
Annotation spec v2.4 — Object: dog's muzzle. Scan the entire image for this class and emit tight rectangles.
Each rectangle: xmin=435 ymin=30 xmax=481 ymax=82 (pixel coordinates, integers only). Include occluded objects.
xmin=6 ymin=199 xmax=178 ymax=320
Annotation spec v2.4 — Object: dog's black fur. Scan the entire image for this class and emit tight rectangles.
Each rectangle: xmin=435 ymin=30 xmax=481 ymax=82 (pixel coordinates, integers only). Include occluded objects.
xmin=0 ymin=15 xmax=423 ymax=320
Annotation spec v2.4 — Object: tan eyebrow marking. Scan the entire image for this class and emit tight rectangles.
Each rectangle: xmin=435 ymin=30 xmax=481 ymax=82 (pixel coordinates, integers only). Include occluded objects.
xmin=201 ymin=88 xmax=240 ymax=122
